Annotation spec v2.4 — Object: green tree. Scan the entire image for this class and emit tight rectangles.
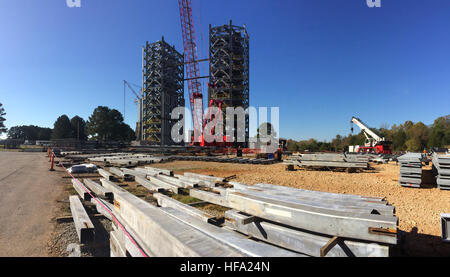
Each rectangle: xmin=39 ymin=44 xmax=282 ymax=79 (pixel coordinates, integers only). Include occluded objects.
xmin=52 ymin=115 xmax=73 ymax=139
xmin=7 ymin=125 xmax=52 ymax=140
xmin=0 ymin=103 xmax=6 ymax=135
xmin=70 ymin=116 xmax=87 ymax=141
xmin=257 ymin=122 xmax=277 ymax=138
xmin=405 ymin=137 xmax=421 ymax=152
xmin=428 ymin=115 xmax=450 ymax=148
xmin=86 ymin=106 xmax=135 ymax=142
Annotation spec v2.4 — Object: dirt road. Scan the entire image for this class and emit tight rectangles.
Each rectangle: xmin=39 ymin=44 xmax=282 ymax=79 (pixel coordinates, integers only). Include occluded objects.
xmin=0 ymin=152 xmax=63 ymax=257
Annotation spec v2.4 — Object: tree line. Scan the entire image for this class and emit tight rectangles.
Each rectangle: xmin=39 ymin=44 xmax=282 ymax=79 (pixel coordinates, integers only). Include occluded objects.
xmin=3 ymin=105 xmax=136 ymax=142
xmin=287 ymin=115 xmax=450 ymax=153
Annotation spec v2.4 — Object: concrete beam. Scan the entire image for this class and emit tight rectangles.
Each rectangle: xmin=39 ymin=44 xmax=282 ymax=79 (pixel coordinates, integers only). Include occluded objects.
xmin=83 ymin=179 xmax=113 ymax=199
xmin=90 ymin=197 xmax=113 ymax=220
xmin=189 ymin=189 xmax=229 ymax=207
xmin=71 ymin=179 xmax=92 ymax=201
xmin=112 ymin=190 xmax=245 ymax=256
xmin=174 ymin=174 xmax=214 ymax=187
xmin=69 ymin=195 xmax=95 ymax=244
xmin=147 ymin=176 xmax=181 ymax=194
xmin=110 ymin=230 xmax=126 ymax=257
xmin=120 ymin=168 xmax=147 ymax=178
xmin=100 ymin=178 xmax=128 ymax=195
xmin=183 ymin=172 xmax=225 ymax=183
xmin=225 ymin=210 xmax=389 ymax=257
xmin=153 ymin=193 xmax=217 ymax=224
xmin=227 ymin=187 xmax=393 ymax=216
xmin=155 ymin=175 xmax=198 ymax=189
xmin=226 ymin=191 xmax=398 ymax=244
xmin=159 ymin=207 xmax=303 ymax=257
xmin=135 ymin=175 xmax=164 ymax=192
xmin=98 ymin=168 xmax=114 ymax=181
xmin=144 ymin=166 xmax=174 ymax=176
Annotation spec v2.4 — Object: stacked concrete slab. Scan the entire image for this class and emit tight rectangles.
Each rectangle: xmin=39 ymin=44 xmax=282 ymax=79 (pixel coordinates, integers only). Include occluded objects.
xmin=398 ymin=153 xmax=423 ymax=188
xmin=432 ymin=153 xmax=450 ymax=190
xmin=284 ymin=153 xmax=369 ymax=170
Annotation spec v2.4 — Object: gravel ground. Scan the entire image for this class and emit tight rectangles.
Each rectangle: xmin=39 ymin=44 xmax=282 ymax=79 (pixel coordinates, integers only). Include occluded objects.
xmin=48 ymin=172 xmax=112 ymax=257
xmin=152 ymin=160 xmax=450 ymax=256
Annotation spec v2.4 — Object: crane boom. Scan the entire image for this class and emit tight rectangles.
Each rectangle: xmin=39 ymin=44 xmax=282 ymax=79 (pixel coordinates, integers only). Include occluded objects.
xmin=124 ymin=80 xmax=142 ymax=100
xmin=351 ymin=117 xmax=384 ymax=142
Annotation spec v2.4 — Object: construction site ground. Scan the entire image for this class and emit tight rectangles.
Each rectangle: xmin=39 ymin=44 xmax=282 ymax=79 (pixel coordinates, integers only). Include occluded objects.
xmin=0 ymin=152 xmax=63 ymax=257
xmin=2 ymin=151 xmax=450 ymax=256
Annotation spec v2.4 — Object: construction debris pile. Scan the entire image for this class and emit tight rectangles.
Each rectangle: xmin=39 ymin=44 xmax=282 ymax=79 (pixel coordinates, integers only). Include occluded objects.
xmin=284 ymin=153 xmax=369 ymax=171
xmin=67 ymin=164 xmax=398 ymax=257
xmin=432 ymin=153 xmax=450 ymax=190
xmin=398 ymin=153 xmax=424 ymax=188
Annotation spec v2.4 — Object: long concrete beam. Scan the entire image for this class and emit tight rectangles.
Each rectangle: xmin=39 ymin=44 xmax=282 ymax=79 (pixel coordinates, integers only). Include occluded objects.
xmin=183 ymin=172 xmax=225 ymax=183
xmin=69 ymin=195 xmax=95 ymax=244
xmin=174 ymin=174 xmax=215 ymax=187
xmin=153 ymin=193 xmax=217 ymax=223
xmin=100 ymin=178 xmax=128 ymax=195
xmin=226 ymin=191 xmax=398 ymax=244
xmin=112 ymin=190 xmax=245 ymax=256
xmin=147 ymin=176 xmax=181 ymax=194
xmin=90 ymin=197 xmax=113 ymax=220
xmin=155 ymin=175 xmax=198 ymax=189
xmin=144 ymin=166 xmax=174 ymax=176
xmin=231 ymin=182 xmax=385 ymax=203
xmin=159 ymin=207 xmax=303 ymax=257
xmin=227 ymin=188 xmax=393 ymax=216
xmin=189 ymin=189 xmax=229 ymax=207
xmin=135 ymin=175 xmax=164 ymax=192
xmin=98 ymin=168 xmax=114 ymax=181
xmin=72 ymin=179 xmax=92 ymax=201
xmin=83 ymin=179 xmax=113 ymax=199
xmin=225 ymin=210 xmax=389 ymax=257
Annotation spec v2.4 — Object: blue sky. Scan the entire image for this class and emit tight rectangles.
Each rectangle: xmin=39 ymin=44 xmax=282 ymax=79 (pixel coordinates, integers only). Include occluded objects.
xmin=1 ymin=0 xmax=449 ymax=141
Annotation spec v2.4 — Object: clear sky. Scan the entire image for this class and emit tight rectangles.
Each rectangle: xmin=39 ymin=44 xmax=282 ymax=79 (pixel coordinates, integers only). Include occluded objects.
xmin=1 ymin=0 xmax=449 ymax=141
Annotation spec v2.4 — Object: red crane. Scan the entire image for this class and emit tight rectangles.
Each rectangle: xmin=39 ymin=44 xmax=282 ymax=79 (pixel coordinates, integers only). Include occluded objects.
xmin=178 ymin=0 xmax=232 ymax=147
xmin=178 ymin=0 xmax=204 ymax=143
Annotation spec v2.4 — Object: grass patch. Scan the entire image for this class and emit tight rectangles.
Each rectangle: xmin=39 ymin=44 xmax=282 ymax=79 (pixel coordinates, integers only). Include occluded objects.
xmin=171 ymin=193 xmax=200 ymax=204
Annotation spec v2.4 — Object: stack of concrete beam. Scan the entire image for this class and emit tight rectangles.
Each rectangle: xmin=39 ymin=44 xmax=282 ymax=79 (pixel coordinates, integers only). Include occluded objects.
xmin=432 ymin=153 xmax=450 ymax=190
xmin=284 ymin=153 xmax=369 ymax=169
xmin=108 ymin=181 xmax=303 ymax=257
xmin=173 ymin=155 xmax=276 ymax=165
xmin=87 ymin=154 xmax=173 ymax=167
xmin=187 ymin=181 xmax=397 ymax=257
xmin=398 ymin=153 xmax=423 ymax=188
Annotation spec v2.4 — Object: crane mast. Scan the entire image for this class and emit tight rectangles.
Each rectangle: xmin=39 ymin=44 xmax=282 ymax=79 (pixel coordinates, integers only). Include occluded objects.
xmin=178 ymin=0 xmax=204 ymax=141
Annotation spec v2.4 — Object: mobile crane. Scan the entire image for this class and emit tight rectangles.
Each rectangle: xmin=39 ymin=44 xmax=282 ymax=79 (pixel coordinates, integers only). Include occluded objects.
xmin=350 ymin=116 xmax=392 ymax=154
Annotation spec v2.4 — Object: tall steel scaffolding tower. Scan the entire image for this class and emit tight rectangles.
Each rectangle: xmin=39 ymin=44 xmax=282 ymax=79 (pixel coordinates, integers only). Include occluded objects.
xmin=142 ymin=37 xmax=185 ymax=145
xmin=209 ymin=21 xmax=250 ymax=147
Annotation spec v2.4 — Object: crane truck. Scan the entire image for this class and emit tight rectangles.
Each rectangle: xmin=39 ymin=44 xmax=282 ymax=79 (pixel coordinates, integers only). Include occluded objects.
xmin=350 ymin=117 xmax=392 ymax=154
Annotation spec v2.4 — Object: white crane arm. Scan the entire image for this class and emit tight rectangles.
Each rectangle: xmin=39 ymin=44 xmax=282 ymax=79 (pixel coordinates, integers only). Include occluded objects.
xmin=351 ymin=117 xmax=384 ymax=142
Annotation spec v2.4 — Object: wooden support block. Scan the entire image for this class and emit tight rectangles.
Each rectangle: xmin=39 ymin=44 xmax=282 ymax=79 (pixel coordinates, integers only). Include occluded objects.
xmin=320 ymin=236 xmax=340 ymax=257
